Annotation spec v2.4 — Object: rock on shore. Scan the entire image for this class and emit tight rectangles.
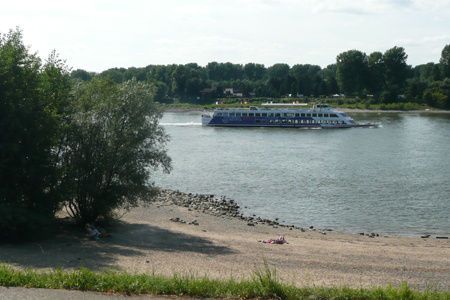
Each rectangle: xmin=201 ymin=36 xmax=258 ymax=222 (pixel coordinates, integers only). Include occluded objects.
xmin=153 ymin=189 xmax=307 ymax=231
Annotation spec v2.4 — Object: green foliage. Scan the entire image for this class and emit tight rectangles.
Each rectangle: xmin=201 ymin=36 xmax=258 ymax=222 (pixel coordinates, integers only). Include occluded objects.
xmin=70 ymin=69 xmax=95 ymax=81
xmin=336 ymin=50 xmax=370 ymax=95
xmin=440 ymin=44 xmax=450 ymax=79
xmin=383 ymin=46 xmax=408 ymax=89
xmin=422 ymin=79 xmax=450 ymax=108
xmin=267 ymin=63 xmax=290 ymax=79
xmin=1 ymin=264 xmax=450 ymax=300
xmin=0 ymin=28 xmax=71 ymax=241
xmin=57 ymin=77 xmax=172 ymax=223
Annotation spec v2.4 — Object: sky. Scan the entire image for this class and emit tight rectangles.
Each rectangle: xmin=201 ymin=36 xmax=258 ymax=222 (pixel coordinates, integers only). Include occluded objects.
xmin=1 ymin=0 xmax=450 ymax=73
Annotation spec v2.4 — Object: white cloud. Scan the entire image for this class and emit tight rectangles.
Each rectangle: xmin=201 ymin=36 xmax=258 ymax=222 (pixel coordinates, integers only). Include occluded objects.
xmin=2 ymin=0 xmax=449 ymax=71
xmin=422 ymin=35 xmax=450 ymax=43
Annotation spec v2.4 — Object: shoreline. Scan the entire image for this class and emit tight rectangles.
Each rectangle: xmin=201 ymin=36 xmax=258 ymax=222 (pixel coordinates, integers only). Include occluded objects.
xmin=163 ymin=106 xmax=450 ymax=114
xmin=155 ymin=190 xmax=438 ymax=239
xmin=2 ymin=189 xmax=450 ymax=290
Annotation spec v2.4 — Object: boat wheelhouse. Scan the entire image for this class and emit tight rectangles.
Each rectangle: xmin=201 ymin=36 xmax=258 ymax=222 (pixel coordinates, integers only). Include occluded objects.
xmin=201 ymin=103 xmax=379 ymax=128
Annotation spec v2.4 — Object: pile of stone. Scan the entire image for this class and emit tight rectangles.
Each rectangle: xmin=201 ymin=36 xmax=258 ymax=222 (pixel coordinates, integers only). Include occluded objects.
xmin=154 ymin=189 xmax=309 ymax=231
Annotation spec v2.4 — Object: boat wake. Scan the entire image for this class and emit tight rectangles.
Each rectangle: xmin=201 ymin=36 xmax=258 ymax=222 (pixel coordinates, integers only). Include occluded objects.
xmin=161 ymin=122 xmax=202 ymax=126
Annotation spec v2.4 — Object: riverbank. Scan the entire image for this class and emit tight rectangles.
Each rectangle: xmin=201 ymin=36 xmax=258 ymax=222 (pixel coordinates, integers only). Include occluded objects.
xmin=1 ymin=190 xmax=450 ymax=290
xmin=163 ymin=106 xmax=450 ymax=114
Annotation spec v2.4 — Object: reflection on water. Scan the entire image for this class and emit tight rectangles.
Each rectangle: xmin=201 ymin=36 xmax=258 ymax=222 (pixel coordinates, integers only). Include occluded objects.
xmin=152 ymin=111 xmax=450 ymax=237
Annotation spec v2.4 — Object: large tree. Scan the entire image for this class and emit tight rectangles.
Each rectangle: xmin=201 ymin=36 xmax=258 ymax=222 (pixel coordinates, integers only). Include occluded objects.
xmin=440 ymin=44 xmax=450 ymax=79
xmin=57 ymin=78 xmax=172 ymax=222
xmin=336 ymin=50 xmax=370 ymax=95
xmin=0 ymin=28 xmax=70 ymax=239
xmin=383 ymin=46 xmax=408 ymax=89
xmin=267 ymin=63 xmax=290 ymax=79
xmin=367 ymin=51 xmax=385 ymax=92
xmin=171 ymin=65 xmax=189 ymax=96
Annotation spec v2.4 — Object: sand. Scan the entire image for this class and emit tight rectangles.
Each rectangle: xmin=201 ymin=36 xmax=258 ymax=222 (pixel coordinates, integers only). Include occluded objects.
xmin=1 ymin=195 xmax=450 ymax=291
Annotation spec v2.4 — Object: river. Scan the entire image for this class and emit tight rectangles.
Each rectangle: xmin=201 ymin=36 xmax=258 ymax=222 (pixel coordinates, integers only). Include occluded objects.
xmin=151 ymin=110 xmax=450 ymax=237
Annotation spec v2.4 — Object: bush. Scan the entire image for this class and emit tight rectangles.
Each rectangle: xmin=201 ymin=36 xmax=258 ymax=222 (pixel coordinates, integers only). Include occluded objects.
xmin=57 ymin=78 xmax=172 ymax=223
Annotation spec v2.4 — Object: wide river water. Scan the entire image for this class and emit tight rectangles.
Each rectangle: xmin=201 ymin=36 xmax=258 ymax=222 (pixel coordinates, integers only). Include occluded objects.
xmin=152 ymin=110 xmax=450 ymax=237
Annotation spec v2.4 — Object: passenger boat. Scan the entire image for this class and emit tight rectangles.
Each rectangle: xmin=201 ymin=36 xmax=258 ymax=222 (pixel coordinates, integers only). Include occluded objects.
xmin=201 ymin=103 xmax=380 ymax=128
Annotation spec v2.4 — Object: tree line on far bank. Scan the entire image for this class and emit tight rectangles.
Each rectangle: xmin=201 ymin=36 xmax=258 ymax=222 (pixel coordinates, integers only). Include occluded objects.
xmin=71 ymin=44 xmax=450 ymax=109
xmin=0 ymin=28 xmax=171 ymax=241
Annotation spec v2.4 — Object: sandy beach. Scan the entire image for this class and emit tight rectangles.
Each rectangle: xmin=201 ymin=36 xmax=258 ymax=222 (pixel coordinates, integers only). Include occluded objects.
xmin=1 ymin=190 xmax=450 ymax=291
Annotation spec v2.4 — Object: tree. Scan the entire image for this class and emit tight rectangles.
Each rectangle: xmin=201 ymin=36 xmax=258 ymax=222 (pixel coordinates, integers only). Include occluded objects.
xmin=243 ymin=63 xmax=266 ymax=80
xmin=99 ymin=68 xmax=125 ymax=83
xmin=422 ymin=78 xmax=450 ymax=108
xmin=172 ymin=65 xmax=189 ymax=96
xmin=267 ymin=63 xmax=290 ymax=79
xmin=57 ymin=78 xmax=172 ymax=222
xmin=185 ymin=76 xmax=204 ymax=96
xmin=336 ymin=50 xmax=370 ymax=95
xmin=383 ymin=46 xmax=408 ymax=89
xmin=70 ymin=69 xmax=94 ymax=81
xmin=440 ymin=44 xmax=450 ymax=78
xmin=368 ymin=51 xmax=385 ymax=92
xmin=0 ymin=28 xmax=70 ymax=239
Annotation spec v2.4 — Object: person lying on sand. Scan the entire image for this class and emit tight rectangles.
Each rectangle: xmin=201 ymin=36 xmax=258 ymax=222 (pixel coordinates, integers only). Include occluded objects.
xmin=85 ymin=223 xmax=106 ymax=239
xmin=259 ymin=236 xmax=288 ymax=244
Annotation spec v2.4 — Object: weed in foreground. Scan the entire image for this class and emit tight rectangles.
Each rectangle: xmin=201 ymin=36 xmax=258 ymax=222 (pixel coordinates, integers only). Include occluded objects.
xmin=1 ymin=263 xmax=450 ymax=300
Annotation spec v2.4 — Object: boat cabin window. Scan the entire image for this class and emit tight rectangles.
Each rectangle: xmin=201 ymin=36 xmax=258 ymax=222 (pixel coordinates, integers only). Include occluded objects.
xmin=215 ymin=112 xmax=222 ymax=116
xmin=275 ymin=113 xmax=281 ymax=117
xmin=306 ymin=113 xmax=311 ymax=117
xmin=249 ymin=113 xmax=254 ymax=117
xmin=255 ymin=120 xmax=261 ymax=123
xmin=313 ymin=113 xmax=318 ymax=117
xmin=318 ymin=113 xmax=323 ymax=117
xmin=236 ymin=113 xmax=241 ymax=117
xmin=323 ymin=113 xmax=328 ymax=118
xmin=295 ymin=113 xmax=300 ymax=117
xmin=255 ymin=113 xmax=261 ymax=117
xmin=250 ymin=106 xmax=258 ymax=110
xmin=301 ymin=113 xmax=306 ymax=117
xmin=222 ymin=112 xmax=228 ymax=117
xmin=294 ymin=120 xmax=299 ymax=124
xmin=242 ymin=112 xmax=248 ymax=116
xmin=286 ymin=113 xmax=294 ymax=117
xmin=268 ymin=113 xmax=274 ymax=116
xmin=262 ymin=113 xmax=267 ymax=117
xmin=275 ymin=119 xmax=280 ymax=123
xmin=330 ymin=113 xmax=338 ymax=118
xmin=340 ymin=113 xmax=349 ymax=118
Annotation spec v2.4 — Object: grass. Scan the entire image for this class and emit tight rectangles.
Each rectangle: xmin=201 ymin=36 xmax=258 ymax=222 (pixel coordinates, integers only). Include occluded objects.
xmin=1 ymin=262 xmax=450 ymax=299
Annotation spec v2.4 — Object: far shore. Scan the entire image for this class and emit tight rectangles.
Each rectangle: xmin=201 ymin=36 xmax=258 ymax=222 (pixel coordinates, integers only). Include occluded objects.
xmin=163 ymin=106 xmax=450 ymax=114
xmin=1 ymin=189 xmax=450 ymax=291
